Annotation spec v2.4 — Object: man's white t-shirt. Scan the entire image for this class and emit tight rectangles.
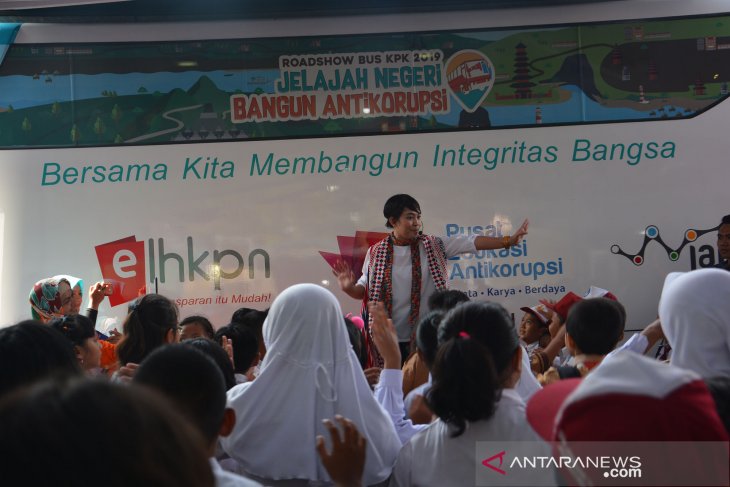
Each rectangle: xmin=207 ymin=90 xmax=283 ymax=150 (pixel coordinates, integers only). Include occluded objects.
xmin=358 ymin=235 xmax=477 ymax=341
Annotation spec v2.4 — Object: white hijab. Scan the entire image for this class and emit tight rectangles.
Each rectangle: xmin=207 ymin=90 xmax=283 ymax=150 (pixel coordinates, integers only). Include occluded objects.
xmin=659 ymin=268 xmax=730 ymax=378
xmin=221 ymin=284 xmax=401 ymax=484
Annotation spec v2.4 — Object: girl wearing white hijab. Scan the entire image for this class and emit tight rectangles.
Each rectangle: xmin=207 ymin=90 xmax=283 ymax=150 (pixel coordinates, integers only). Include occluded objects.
xmin=221 ymin=283 xmax=401 ymax=486
xmin=659 ymin=268 xmax=730 ymax=379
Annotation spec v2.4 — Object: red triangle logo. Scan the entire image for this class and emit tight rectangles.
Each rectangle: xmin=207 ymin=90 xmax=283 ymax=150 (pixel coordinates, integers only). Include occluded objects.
xmin=482 ymin=450 xmax=507 ymax=475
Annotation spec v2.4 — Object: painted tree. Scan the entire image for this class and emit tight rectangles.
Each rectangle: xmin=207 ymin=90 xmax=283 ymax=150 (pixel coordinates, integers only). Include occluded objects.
xmin=323 ymin=120 xmax=341 ymax=133
xmin=21 ymin=117 xmax=31 ymax=132
xmin=70 ymin=124 xmax=81 ymax=143
xmin=111 ymin=104 xmax=122 ymax=123
xmin=94 ymin=117 xmax=106 ymax=138
xmin=114 ymin=134 xmax=124 ymax=144
xmin=51 ymin=101 xmax=61 ymax=115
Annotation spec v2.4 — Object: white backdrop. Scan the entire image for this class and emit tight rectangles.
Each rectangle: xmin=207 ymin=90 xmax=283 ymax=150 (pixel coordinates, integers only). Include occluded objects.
xmin=1 ymin=111 xmax=727 ymax=329
xmin=1 ymin=0 xmax=728 ymax=330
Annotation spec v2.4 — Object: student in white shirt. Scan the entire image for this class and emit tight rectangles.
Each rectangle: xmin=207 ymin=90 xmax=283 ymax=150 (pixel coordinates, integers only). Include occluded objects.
xmin=214 ymin=323 xmax=260 ymax=384
xmin=133 ymin=345 xmax=263 ymax=487
xmin=221 ymin=284 xmax=401 ymax=486
xmin=659 ymin=268 xmax=730 ymax=379
xmin=371 ymin=307 xmax=437 ymax=445
xmin=402 ymin=311 xmax=442 ymax=421
xmin=382 ymin=301 xmax=551 ymax=487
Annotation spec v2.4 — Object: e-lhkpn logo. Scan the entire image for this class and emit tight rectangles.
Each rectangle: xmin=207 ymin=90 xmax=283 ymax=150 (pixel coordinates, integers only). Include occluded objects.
xmin=94 ymin=236 xmax=146 ymax=307
xmin=95 ymin=235 xmax=272 ymax=306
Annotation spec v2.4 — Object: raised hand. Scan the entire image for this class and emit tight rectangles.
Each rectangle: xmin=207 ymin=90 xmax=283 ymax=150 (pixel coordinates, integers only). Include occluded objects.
xmin=88 ymin=281 xmax=108 ymax=309
xmin=117 ymin=362 xmax=139 ymax=383
xmin=363 ymin=367 xmax=382 ymax=389
xmin=316 ymin=415 xmax=366 ymax=487
xmin=220 ymin=335 xmax=235 ymax=367
xmin=107 ymin=328 xmax=122 ymax=344
xmin=510 ymin=219 xmax=529 ymax=246
xmin=368 ymin=301 xmax=401 ymax=369
xmin=333 ymin=260 xmax=355 ymax=291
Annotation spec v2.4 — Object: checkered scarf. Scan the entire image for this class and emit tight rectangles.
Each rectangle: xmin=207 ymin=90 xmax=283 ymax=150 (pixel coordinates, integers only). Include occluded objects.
xmin=366 ymin=234 xmax=448 ymax=366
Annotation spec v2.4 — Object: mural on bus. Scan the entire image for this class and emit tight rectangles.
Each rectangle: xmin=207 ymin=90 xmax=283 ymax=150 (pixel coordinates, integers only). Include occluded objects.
xmin=0 ymin=14 xmax=729 ymax=148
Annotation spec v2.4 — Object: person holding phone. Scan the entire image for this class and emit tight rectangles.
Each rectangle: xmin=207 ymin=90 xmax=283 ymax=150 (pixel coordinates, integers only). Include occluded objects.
xmin=32 ymin=275 xmax=120 ymax=373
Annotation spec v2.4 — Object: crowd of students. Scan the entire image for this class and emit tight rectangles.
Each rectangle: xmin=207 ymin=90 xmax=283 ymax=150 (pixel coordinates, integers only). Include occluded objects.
xmin=0 ymin=264 xmax=729 ymax=486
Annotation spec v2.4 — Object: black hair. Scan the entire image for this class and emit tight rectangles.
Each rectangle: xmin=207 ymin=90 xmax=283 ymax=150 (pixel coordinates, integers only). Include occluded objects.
xmin=235 ymin=308 xmax=267 ymax=332
xmin=214 ymin=323 xmax=258 ymax=374
xmin=0 ymin=378 xmax=214 ymax=487
xmin=117 ymin=294 xmax=178 ymax=366
xmin=49 ymin=314 xmax=95 ymax=348
xmin=184 ymin=338 xmax=237 ymax=390
xmin=612 ymin=299 xmax=627 ymax=329
xmin=565 ymin=298 xmax=624 ymax=355
xmin=233 ymin=309 xmax=268 ymax=358
xmin=437 ymin=302 xmax=519 ymax=374
xmin=383 ymin=194 xmax=421 ymax=228
xmin=523 ymin=309 xmax=550 ymax=329
xmin=230 ymin=307 xmax=256 ymax=325
xmin=721 ymin=214 xmax=730 ymax=225
xmin=179 ymin=315 xmax=215 ymax=340
xmin=415 ymin=311 xmax=443 ymax=369
xmin=127 ymin=297 xmax=142 ymax=314
xmin=429 ymin=302 xmax=519 ymax=437
xmin=0 ymin=321 xmax=81 ymax=397
xmin=134 ymin=345 xmax=227 ymax=445
xmin=427 ymin=289 xmax=469 ymax=312
xmin=344 ymin=317 xmax=367 ymax=369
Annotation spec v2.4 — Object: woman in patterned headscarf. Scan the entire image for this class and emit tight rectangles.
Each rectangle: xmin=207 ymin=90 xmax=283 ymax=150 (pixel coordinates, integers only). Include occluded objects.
xmin=52 ymin=275 xmax=111 ymax=329
xmin=29 ymin=277 xmax=73 ymax=323
xmin=52 ymin=275 xmax=84 ymax=315
xmin=30 ymin=275 xmax=118 ymax=374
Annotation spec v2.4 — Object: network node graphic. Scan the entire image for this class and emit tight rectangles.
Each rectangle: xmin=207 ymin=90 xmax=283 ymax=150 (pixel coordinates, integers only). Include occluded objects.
xmin=611 ymin=224 xmax=719 ymax=266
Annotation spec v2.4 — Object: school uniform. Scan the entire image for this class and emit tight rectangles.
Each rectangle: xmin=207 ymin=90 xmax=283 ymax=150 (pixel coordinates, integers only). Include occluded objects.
xmin=221 ymin=284 xmax=401 ymax=486
xmin=210 ymin=458 xmax=263 ymax=487
xmin=659 ymin=269 xmax=730 ymax=378
xmin=374 ymin=369 xmax=428 ymax=445
xmin=389 ymin=389 xmax=553 ymax=487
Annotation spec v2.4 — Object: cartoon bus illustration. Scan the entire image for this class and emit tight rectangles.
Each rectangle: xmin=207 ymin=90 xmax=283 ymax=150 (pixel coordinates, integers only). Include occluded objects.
xmin=447 ymin=60 xmax=492 ymax=94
